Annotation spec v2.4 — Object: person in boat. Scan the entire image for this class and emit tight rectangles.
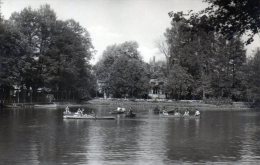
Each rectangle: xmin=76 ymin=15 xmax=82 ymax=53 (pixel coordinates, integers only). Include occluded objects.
xmin=153 ymin=105 xmax=160 ymax=114
xmin=128 ymin=107 xmax=133 ymax=115
xmin=195 ymin=109 xmax=200 ymax=116
xmin=162 ymin=110 xmax=169 ymax=116
xmin=77 ymin=108 xmax=83 ymax=116
xmin=183 ymin=109 xmax=190 ymax=116
xmin=174 ymin=109 xmax=181 ymax=116
xmin=64 ymin=106 xmax=71 ymax=114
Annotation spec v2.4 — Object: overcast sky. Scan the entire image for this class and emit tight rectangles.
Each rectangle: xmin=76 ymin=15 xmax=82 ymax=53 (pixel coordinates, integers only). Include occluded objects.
xmin=1 ymin=0 xmax=259 ymax=64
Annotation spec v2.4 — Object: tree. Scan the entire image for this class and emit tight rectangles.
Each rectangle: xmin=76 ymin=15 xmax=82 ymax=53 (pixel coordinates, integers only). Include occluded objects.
xmin=165 ymin=13 xmax=215 ymax=99
xmin=95 ymin=41 xmax=149 ymax=98
xmin=155 ymin=38 xmax=170 ymax=73
xmin=247 ymin=49 xmax=260 ymax=103
xmin=165 ymin=64 xmax=193 ymax=100
xmin=40 ymin=19 xmax=93 ymax=100
xmin=0 ymin=20 xmax=28 ymax=102
xmin=8 ymin=5 xmax=57 ymax=100
xmin=10 ymin=5 xmax=56 ymax=56
xmin=165 ymin=12 xmax=247 ymax=100
xmin=210 ymin=36 xmax=247 ymax=99
xmin=5 ymin=5 xmax=94 ymax=101
xmin=174 ymin=0 xmax=260 ymax=44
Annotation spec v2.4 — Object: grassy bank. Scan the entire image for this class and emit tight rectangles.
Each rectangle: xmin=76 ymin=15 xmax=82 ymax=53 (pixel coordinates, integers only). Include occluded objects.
xmin=87 ymin=98 xmax=252 ymax=111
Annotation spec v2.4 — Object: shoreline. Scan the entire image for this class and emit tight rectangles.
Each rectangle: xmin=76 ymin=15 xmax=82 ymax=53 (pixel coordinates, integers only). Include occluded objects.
xmin=86 ymin=98 xmax=253 ymax=111
xmin=1 ymin=99 xmax=255 ymax=111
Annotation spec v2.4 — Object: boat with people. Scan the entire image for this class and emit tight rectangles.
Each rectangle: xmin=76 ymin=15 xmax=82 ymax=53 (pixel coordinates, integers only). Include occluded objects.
xmin=125 ymin=109 xmax=136 ymax=118
xmin=110 ymin=107 xmax=126 ymax=114
xmin=160 ymin=109 xmax=201 ymax=119
xmin=63 ymin=106 xmax=115 ymax=120
xmin=160 ymin=110 xmax=182 ymax=118
xmin=63 ymin=115 xmax=115 ymax=120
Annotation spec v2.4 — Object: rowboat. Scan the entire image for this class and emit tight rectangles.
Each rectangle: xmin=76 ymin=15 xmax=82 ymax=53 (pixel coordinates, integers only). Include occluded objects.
xmin=182 ymin=115 xmax=200 ymax=119
xmin=160 ymin=114 xmax=182 ymax=118
xmin=63 ymin=114 xmax=115 ymax=120
xmin=110 ymin=107 xmax=126 ymax=114
xmin=160 ymin=114 xmax=200 ymax=119
xmin=160 ymin=111 xmax=200 ymax=119
xmin=125 ymin=113 xmax=136 ymax=118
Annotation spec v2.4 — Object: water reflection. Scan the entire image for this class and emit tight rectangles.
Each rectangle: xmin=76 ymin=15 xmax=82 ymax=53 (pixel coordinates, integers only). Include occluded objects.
xmin=0 ymin=108 xmax=260 ymax=164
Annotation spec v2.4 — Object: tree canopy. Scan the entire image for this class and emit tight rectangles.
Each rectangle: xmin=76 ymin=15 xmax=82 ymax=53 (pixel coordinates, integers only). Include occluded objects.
xmin=1 ymin=4 xmax=95 ymax=102
xmin=169 ymin=0 xmax=260 ymax=44
xmin=95 ymin=41 xmax=149 ymax=98
xmin=165 ymin=12 xmax=247 ymax=100
xmin=203 ymin=0 xmax=260 ymax=44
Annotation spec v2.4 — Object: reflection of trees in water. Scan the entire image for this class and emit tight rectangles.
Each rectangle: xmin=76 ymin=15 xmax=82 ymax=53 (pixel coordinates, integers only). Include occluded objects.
xmin=136 ymin=118 xmax=168 ymax=164
xmin=0 ymin=109 xmax=41 ymax=164
xmin=1 ymin=108 xmax=260 ymax=164
xmin=240 ymin=114 xmax=260 ymax=162
xmin=102 ymin=120 xmax=141 ymax=162
xmin=0 ymin=108 xmax=90 ymax=164
xmin=164 ymin=112 xmax=247 ymax=163
xmin=37 ymin=109 xmax=90 ymax=164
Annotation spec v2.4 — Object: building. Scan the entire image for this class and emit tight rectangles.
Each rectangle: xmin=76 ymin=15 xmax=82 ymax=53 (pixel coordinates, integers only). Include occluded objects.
xmin=148 ymin=78 xmax=166 ymax=99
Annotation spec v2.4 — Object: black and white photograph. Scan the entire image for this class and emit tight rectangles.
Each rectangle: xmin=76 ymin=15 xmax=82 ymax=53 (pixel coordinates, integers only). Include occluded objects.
xmin=0 ymin=0 xmax=260 ymax=164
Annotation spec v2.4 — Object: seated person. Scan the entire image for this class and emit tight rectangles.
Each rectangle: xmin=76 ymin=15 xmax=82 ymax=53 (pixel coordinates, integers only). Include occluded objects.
xmin=64 ymin=106 xmax=71 ymax=114
xmin=183 ymin=110 xmax=190 ymax=116
xmin=174 ymin=110 xmax=180 ymax=116
xmin=195 ymin=110 xmax=200 ymax=116
xmin=162 ymin=110 xmax=169 ymax=115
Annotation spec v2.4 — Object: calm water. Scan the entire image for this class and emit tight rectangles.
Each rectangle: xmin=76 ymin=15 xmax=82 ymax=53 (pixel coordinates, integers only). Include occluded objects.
xmin=0 ymin=106 xmax=260 ymax=165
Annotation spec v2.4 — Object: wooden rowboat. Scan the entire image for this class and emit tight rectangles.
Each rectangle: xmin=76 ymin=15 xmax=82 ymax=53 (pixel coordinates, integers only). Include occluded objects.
xmin=63 ymin=114 xmax=115 ymax=120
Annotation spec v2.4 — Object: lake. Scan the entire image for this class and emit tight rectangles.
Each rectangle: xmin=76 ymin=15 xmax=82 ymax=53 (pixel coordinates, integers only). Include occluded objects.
xmin=0 ymin=106 xmax=260 ymax=164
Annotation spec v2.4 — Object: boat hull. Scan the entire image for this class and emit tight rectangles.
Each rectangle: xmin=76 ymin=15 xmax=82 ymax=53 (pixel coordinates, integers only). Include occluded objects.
xmin=160 ymin=115 xmax=200 ymax=119
xmin=63 ymin=115 xmax=115 ymax=120
xmin=125 ymin=113 xmax=136 ymax=118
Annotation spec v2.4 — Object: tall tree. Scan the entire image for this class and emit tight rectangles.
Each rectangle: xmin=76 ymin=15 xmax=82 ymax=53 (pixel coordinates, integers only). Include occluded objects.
xmin=6 ymin=5 xmax=94 ymax=101
xmin=165 ymin=64 xmax=193 ymax=100
xmin=41 ymin=19 xmax=93 ymax=99
xmin=247 ymin=49 xmax=260 ymax=103
xmin=169 ymin=0 xmax=260 ymax=44
xmin=0 ymin=20 xmax=28 ymax=102
xmin=165 ymin=12 xmax=247 ymax=100
xmin=95 ymin=41 xmax=149 ymax=98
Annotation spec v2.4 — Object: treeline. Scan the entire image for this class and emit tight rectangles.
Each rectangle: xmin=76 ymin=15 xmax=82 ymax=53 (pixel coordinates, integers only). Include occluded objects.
xmin=0 ymin=2 xmax=259 ymax=104
xmin=95 ymin=13 xmax=260 ymax=103
xmin=163 ymin=12 xmax=259 ymax=102
xmin=164 ymin=13 xmax=248 ymax=101
xmin=0 ymin=5 xmax=95 ymax=103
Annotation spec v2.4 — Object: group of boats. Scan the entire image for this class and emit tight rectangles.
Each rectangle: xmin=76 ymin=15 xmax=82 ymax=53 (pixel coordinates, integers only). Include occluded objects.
xmin=160 ymin=110 xmax=200 ymax=118
xmin=63 ymin=106 xmax=136 ymax=120
xmin=63 ymin=106 xmax=201 ymax=120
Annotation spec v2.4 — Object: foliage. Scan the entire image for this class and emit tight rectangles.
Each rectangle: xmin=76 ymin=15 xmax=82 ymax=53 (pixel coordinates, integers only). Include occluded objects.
xmin=1 ymin=5 xmax=94 ymax=102
xmin=203 ymin=0 xmax=260 ymax=44
xmin=165 ymin=12 xmax=247 ymax=100
xmin=165 ymin=64 xmax=193 ymax=99
xmin=169 ymin=0 xmax=260 ymax=44
xmin=247 ymin=50 xmax=260 ymax=102
xmin=95 ymin=41 xmax=149 ymax=98
xmin=0 ymin=21 xmax=27 ymax=86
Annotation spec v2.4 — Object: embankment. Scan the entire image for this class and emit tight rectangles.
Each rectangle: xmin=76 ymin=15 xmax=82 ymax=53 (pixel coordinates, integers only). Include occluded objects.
xmin=87 ymin=99 xmax=253 ymax=111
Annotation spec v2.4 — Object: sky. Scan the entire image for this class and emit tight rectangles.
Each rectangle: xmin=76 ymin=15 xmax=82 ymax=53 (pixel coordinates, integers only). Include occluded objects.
xmin=1 ymin=0 xmax=259 ymax=64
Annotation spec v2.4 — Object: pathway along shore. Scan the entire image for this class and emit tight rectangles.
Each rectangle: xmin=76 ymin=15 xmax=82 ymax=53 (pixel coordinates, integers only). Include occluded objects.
xmin=87 ymin=98 xmax=253 ymax=111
